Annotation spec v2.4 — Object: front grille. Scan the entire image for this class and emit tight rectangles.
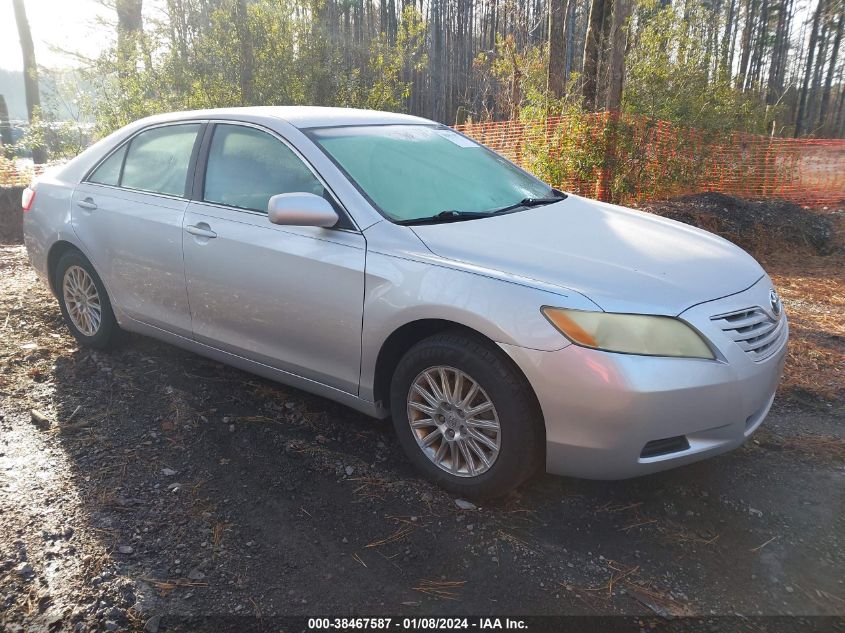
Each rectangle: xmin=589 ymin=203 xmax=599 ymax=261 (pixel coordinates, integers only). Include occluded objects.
xmin=711 ymin=307 xmax=786 ymax=362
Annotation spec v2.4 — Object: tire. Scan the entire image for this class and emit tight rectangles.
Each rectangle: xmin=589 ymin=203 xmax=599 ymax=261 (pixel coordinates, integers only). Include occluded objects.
xmin=55 ymin=250 xmax=119 ymax=349
xmin=390 ymin=331 xmax=544 ymax=499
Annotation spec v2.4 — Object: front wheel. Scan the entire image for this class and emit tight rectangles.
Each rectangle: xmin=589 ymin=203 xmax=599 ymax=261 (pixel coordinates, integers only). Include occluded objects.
xmin=390 ymin=332 xmax=544 ymax=499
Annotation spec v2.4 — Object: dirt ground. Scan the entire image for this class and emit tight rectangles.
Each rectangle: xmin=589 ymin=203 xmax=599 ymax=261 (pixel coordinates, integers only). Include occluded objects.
xmin=1 ymin=195 xmax=844 ymax=632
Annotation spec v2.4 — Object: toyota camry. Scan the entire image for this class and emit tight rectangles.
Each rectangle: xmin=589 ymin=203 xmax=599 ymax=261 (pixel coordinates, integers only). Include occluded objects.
xmin=22 ymin=107 xmax=788 ymax=498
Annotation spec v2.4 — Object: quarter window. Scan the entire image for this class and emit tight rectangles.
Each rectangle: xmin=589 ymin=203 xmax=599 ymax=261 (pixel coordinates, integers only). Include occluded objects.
xmin=203 ymin=125 xmax=325 ymax=213
xmin=88 ymin=144 xmax=127 ymax=186
xmin=121 ymin=124 xmax=201 ymax=197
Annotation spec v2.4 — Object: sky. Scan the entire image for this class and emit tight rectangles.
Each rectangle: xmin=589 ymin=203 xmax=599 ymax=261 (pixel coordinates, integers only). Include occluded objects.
xmin=0 ymin=0 xmax=112 ymax=71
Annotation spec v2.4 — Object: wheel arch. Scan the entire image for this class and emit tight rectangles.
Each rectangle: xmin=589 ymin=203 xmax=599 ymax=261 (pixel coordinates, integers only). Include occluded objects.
xmin=47 ymin=240 xmax=85 ymax=294
xmin=371 ymin=319 xmax=544 ymax=434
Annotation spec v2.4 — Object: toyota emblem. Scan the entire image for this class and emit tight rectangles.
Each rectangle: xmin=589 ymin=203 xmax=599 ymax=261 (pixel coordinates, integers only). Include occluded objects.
xmin=769 ymin=289 xmax=782 ymax=316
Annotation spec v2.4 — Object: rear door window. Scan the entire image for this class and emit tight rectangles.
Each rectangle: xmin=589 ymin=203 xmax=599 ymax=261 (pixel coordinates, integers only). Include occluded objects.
xmin=121 ymin=124 xmax=201 ymax=197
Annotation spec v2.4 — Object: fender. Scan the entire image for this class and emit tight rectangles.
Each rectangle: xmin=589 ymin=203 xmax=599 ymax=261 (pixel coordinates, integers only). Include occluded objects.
xmin=358 ymin=221 xmax=600 ymax=402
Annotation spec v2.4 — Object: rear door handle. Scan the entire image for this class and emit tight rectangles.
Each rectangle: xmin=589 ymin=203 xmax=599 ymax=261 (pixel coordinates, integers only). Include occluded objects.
xmin=77 ymin=198 xmax=97 ymax=211
xmin=185 ymin=223 xmax=217 ymax=239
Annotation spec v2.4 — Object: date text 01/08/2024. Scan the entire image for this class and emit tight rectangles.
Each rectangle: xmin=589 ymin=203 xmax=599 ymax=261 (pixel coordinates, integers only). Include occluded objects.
xmin=307 ymin=618 xmax=528 ymax=630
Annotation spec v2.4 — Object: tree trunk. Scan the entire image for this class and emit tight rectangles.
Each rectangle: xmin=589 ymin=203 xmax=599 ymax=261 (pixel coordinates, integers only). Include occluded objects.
xmin=0 ymin=95 xmax=12 ymax=148
xmin=765 ymin=0 xmax=789 ymax=104
xmin=834 ymin=83 xmax=845 ymax=137
xmin=564 ymin=0 xmax=576 ymax=81
xmin=806 ymin=15 xmax=830 ymax=131
xmin=582 ymin=0 xmax=610 ymax=110
xmin=721 ymin=0 xmax=737 ymax=80
xmin=116 ymin=0 xmax=143 ymax=78
xmin=387 ymin=0 xmax=397 ymax=42
xmin=795 ymin=0 xmax=824 ymax=136
xmin=704 ymin=0 xmax=722 ymax=81
xmin=508 ymin=39 xmax=522 ymax=119
xmin=12 ymin=0 xmax=45 ymax=164
xmin=235 ymin=0 xmax=255 ymax=104
xmin=736 ymin=0 xmax=758 ymax=90
xmin=817 ymin=10 xmax=843 ymax=130
xmin=595 ymin=0 xmax=613 ymax=107
xmin=747 ymin=0 xmax=768 ymax=89
xmin=547 ymin=0 xmax=567 ymax=100
xmin=604 ymin=0 xmax=631 ymax=111
xmin=431 ymin=0 xmax=444 ymax=121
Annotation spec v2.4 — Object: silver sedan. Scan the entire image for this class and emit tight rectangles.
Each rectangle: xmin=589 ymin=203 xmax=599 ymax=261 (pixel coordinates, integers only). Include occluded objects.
xmin=22 ymin=107 xmax=788 ymax=498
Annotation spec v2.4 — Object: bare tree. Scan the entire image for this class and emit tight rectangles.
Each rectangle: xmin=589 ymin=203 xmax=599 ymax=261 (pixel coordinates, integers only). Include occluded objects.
xmin=0 ymin=95 xmax=12 ymax=148
xmin=720 ymin=0 xmax=737 ymax=79
xmin=736 ymin=0 xmax=758 ymax=89
xmin=817 ymin=9 xmax=843 ymax=130
xmin=235 ymin=0 xmax=255 ymax=104
xmin=795 ymin=0 xmax=825 ymax=136
xmin=605 ymin=0 xmax=631 ymax=111
xmin=13 ymin=0 xmax=46 ymax=164
xmin=547 ymin=0 xmax=568 ymax=100
xmin=582 ymin=0 xmax=611 ymax=110
xmin=765 ymin=0 xmax=792 ymax=104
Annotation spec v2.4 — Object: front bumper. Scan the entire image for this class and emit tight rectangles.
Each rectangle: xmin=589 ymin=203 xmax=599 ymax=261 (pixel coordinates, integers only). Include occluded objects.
xmin=500 ymin=277 xmax=788 ymax=479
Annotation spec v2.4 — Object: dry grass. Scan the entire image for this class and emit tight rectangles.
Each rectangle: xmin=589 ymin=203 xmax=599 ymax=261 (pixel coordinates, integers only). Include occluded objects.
xmin=755 ymin=427 xmax=845 ymax=462
xmin=365 ymin=525 xmax=415 ymax=548
xmin=141 ymin=577 xmax=209 ymax=597
xmin=573 ymin=560 xmax=697 ymax=617
xmin=212 ymin=521 xmax=230 ymax=549
xmin=765 ymin=252 xmax=845 ymax=403
xmin=412 ymin=579 xmax=466 ymax=600
xmin=777 ymin=434 xmax=845 ymax=460
xmin=642 ymin=198 xmax=844 ymax=405
xmin=349 ymin=476 xmax=395 ymax=501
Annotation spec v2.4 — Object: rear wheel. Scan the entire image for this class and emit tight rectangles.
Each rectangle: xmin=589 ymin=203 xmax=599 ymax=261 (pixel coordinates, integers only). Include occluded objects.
xmin=390 ymin=331 xmax=544 ymax=499
xmin=55 ymin=250 xmax=119 ymax=349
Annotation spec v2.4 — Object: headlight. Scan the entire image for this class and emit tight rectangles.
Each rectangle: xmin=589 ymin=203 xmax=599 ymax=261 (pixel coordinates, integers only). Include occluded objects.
xmin=541 ymin=307 xmax=714 ymax=359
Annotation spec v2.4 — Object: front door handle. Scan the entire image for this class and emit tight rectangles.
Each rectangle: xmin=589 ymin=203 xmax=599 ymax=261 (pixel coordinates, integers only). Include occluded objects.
xmin=185 ymin=223 xmax=218 ymax=239
xmin=77 ymin=198 xmax=97 ymax=211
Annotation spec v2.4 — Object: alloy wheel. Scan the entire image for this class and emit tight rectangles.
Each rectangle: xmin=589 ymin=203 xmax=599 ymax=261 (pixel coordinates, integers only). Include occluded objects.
xmin=406 ymin=365 xmax=501 ymax=477
xmin=62 ymin=265 xmax=102 ymax=337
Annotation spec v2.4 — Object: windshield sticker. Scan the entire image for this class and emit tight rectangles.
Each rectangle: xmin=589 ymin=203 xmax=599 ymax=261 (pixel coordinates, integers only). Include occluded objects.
xmin=385 ymin=127 xmax=432 ymax=142
xmin=435 ymin=130 xmax=479 ymax=148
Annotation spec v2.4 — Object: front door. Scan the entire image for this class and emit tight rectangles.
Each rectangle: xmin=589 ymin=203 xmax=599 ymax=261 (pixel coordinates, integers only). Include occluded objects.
xmin=182 ymin=123 xmax=366 ymax=394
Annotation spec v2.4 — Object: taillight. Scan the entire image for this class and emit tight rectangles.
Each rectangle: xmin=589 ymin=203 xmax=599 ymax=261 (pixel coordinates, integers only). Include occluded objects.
xmin=22 ymin=187 xmax=36 ymax=212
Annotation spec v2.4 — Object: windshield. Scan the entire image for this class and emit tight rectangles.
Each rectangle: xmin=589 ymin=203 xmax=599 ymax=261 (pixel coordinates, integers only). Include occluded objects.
xmin=307 ymin=124 xmax=557 ymax=223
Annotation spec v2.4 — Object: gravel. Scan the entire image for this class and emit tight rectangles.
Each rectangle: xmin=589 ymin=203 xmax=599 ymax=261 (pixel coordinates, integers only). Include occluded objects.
xmin=455 ymin=498 xmax=478 ymax=511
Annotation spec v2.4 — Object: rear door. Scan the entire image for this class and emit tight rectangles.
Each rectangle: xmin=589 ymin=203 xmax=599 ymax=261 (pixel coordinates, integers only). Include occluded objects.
xmin=72 ymin=122 xmax=204 ymax=337
xmin=182 ymin=122 xmax=366 ymax=394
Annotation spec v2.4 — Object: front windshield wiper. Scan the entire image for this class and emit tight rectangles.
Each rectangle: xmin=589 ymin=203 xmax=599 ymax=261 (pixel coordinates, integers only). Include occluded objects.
xmin=396 ymin=210 xmax=498 ymax=226
xmin=487 ymin=193 xmax=567 ymax=215
xmin=395 ymin=192 xmax=567 ymax=226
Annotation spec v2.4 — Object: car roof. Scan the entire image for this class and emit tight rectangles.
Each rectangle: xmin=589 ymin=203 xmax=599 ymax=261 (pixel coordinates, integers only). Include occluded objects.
xmin=50 ymin=106 xmax=437 ymax=191
xmin=145 ymin=106 xmax=435 ymax=129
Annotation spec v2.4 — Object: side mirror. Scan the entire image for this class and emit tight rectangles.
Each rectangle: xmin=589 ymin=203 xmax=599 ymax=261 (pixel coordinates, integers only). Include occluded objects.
xmin=267 ymin=192 xmax=339 ymax=228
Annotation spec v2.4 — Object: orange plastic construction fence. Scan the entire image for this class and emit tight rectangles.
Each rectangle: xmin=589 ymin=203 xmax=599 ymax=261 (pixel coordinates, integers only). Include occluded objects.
xmin=0 ymin=159 xmax=48 ymax=188
xmin=455 ymin=112 xmax=845 ymax=207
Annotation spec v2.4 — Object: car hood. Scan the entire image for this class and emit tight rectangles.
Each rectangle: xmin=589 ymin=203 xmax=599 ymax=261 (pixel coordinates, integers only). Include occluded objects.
xmin=410 ymin=195 xmax=765 ymax=315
